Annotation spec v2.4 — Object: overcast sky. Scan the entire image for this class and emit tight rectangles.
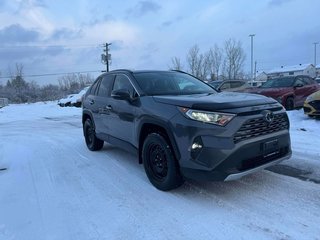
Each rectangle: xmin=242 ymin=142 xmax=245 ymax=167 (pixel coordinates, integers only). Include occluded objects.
xmin=0 ymin=0 xmax=319 ymax=85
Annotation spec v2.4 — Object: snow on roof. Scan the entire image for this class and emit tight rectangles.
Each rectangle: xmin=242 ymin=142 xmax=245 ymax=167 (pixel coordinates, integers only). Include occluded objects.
xmin=316 ymin=64 xmax=320 ymax=69
xmin=267 ymin=63 xmax=313 ymax=74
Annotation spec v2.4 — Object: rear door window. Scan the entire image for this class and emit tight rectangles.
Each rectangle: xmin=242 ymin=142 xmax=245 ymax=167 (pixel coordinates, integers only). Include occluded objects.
xmin=89 ymin=78 xmax=101 ymax=95
xmin=303 ymin=76 xmax=314 ymax=85
xmin=98 ymin=74 xmax=115 ymax=97
xmin=294 ymin=77 xmax=305 ymax=86
xmin=220 ymin=82 xmax=231 ymax=90
xmin=231 ymin=81 xmax=243 ymax=88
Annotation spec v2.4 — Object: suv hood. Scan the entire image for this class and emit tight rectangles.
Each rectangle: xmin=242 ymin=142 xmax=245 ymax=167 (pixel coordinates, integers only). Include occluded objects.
xmin=153 ymin=92 xmax=277 ymax=111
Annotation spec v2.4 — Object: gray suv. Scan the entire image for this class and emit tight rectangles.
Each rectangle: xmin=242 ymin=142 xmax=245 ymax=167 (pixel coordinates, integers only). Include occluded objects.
xmin=82 ymin=70 xmax=291 ymax=191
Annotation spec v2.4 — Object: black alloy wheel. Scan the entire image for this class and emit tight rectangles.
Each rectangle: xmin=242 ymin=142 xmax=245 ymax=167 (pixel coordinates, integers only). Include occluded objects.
xmin=84 ymin=118 xmax=104 ymax=151
xmin=142 ymin=133 xmax=184 ymax=191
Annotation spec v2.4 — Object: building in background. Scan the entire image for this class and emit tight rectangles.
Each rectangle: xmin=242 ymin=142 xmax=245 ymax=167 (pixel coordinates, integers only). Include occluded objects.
xmin=316 ymin=64 xmax=320 ymax=78
xmin=266 ymin=63 xmax=316 ymax=79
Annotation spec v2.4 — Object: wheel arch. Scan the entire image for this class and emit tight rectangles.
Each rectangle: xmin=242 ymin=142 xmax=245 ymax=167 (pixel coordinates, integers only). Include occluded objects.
xmin=82 ymin=110 xmax=95 ymax=130
xmin=138 ymin=120 xmax=181 ymax=164
xmin=82 ymin=110 xmax=93 ymax=122
xmin=283 ymin=94 xmax=295 ymax=109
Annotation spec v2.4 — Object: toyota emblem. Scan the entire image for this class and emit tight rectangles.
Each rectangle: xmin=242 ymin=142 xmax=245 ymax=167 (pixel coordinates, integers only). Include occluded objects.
xmin=262 ymin=110 xmax=274 ymax=123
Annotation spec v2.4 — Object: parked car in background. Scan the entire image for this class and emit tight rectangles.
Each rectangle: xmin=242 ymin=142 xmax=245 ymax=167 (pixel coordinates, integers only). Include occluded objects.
xmin=304 ymin=90 xmax=320 ymax=118
xmin=82 ymin=69 xmax=291 ymax=191
xmin=208 ymin=80 xmax=250 ymax=92
xmin=315 ymin=78 xmax=320 ymax=85
xmin=246 ymin=75 xmax=320 ymax=110
xmin=58 ymin=87 xmax=90 ymax=108
xmin=0 ymin=98 xmax=9 ymax=108
xmin=70 ymin=87 xmax=90 ymax=107
xmin=58 ymin=94 xmax=74 ymax=107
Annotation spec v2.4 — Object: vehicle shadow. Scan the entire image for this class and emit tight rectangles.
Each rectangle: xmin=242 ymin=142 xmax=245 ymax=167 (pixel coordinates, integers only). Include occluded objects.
xmin=97 ymin=144 xmax=284 ymax=202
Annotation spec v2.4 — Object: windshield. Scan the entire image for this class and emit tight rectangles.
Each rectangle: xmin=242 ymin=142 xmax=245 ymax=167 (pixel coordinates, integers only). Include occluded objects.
xmin=133 ymin=72 xmax=216 ymax=95
xmin=260 ymin=77 xmax=295 ymax=88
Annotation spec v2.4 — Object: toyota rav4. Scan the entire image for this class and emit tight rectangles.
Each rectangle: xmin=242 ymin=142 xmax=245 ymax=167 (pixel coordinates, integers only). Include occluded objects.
xmin=82 ymin=70 xmax=291 ymax=191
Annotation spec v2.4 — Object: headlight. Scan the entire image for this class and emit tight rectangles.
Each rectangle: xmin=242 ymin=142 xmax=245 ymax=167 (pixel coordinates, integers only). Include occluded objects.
xmin=179 ymin=107 xmax=235 ymax=126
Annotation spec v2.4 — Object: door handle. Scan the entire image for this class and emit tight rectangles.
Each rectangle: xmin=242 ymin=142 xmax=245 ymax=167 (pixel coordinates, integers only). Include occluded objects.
xmin=89 ymin=99 xmax=94 ymax=105
xmin=105 ymin=105 xmax=112 ymax=110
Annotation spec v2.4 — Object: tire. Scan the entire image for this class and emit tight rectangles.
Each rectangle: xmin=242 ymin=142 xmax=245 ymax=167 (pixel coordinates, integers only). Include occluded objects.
xmin=142 ymin=133 xmax=184 ymax=191
xmin=74 ymin=102 xmax=82 ymax=108
xmin=285 ymin=97 xmax=294 ymax=110
xmin=84 ymin=118 xmax=104 ymax=151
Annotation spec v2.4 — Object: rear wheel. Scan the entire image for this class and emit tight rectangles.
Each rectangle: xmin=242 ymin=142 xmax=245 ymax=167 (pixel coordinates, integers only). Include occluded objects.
xmin=142 ymin=133 xmax=184 ymax=191
xmin=84 ymin=118 xmax=104 ymax=151
xmin=285 ymin=97 xmax=294 ymax=110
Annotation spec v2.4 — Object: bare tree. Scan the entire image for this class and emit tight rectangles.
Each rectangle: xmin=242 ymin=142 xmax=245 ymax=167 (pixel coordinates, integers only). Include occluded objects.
xmin=207 ymin=45 xmax=223 ymax=80
xmin=170 ymin=57 xmax=183 ymax=71
xmin=198 ymin=52 xmax=210 ymax=80
xmin=186 ymin=45 xmax=209 ymax=80
xmin=58 ymin=73 xmax=94 ymax=93
xmin=186 ymin=45 xmax=200 ymax=76
xmin=223 ymin=38 xmax=246 ymax=79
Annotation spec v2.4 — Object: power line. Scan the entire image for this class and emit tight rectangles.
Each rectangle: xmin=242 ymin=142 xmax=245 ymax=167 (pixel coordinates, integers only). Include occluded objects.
xmin=0 ymin=43 xmax=102 ymax=49
xmin=0 ymin=70 xmax=102 ymax=79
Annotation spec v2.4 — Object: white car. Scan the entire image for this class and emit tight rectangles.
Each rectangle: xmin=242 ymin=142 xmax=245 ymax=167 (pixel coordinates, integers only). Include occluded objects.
xmin=58 ymin=94 xmax=74 ymax=107
xmin=70 ymin=87 xmax=90 ymax=107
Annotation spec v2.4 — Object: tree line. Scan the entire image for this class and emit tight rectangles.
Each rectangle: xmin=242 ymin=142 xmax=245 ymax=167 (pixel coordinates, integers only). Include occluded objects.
xmin=170 ymin=38 xmax=247 ymax=81
xmin=0 ymin=64 xmax=94 ymax=103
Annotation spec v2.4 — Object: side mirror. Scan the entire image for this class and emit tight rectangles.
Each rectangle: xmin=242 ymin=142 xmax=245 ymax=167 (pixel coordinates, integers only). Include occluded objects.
xmin=212 ymin=86 xmax=221 ymax=92
xmin=111 ymin=89 xmax=131 ymax=101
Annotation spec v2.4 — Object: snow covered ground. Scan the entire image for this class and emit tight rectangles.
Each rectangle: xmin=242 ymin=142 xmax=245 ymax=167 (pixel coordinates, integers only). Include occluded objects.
xmin=0 ymin=102 xmax=319 ymax=240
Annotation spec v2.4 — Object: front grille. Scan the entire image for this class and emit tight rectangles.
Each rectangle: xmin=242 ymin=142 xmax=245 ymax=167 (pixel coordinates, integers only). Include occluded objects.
xmin=234 ymin=113 xmax=289 ymax=143
xmin=303 ymin=106 xmax=312 ymax=114
xmin=309 ymin=100 xmax=320 ymax=110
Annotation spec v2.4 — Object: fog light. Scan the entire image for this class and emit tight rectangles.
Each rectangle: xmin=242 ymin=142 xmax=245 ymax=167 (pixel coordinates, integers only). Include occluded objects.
xmin=191 ymin=143 xmax=203 ymax=150
xmin=190 ymin=137 xmax=203 ymax=160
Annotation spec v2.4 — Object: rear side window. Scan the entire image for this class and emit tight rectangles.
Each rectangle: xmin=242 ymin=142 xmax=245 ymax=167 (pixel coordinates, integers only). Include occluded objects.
xmin=231 ymin=81 xmax=244 ymax=88
xmin=303 ymin=77 xmax=315 ymax=85
xmin=98 ymin=74 xmax=115 ymax=97
xmin=295 ymin=77 xmax=305 ymax=86
xmin=220 ymin=82 xmax=231 ymax=90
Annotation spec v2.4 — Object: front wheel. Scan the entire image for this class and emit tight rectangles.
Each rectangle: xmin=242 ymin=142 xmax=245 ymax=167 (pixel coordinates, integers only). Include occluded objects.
xmin=142 ymin=133 xmax=184 ymax=191
xmin=285 ymin=97 xmax=294 ymax=110
xmin=84 ymin=118 xmax=104 ymax=151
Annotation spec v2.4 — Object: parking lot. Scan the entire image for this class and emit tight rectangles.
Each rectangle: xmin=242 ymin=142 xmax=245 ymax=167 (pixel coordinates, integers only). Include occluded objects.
xmin=0 ymin=102 xmax=319 ymax=240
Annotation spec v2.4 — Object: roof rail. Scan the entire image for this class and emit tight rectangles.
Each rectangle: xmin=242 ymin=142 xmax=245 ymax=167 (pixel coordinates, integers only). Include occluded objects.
xmin=109 ymin=69 xmax=133 ymax=73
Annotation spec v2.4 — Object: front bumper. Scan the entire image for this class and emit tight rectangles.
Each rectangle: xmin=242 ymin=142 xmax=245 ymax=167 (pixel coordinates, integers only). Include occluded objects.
xmin=180 ymin=131 xmax=291 ymax=181
xmin=304 ymin=100 xmax=320 ymax=116
xmin=224 ymin=154 xmax=290 ymax=181
xmin=171 ymin=108 xmax=291 ymax=181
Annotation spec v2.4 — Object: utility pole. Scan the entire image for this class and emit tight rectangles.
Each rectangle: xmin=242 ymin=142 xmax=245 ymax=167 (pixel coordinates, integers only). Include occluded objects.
xmin=101 ymin=43 xmax=112 ymax=72
xmin=249 ymin=34 xmax=255 ymax=85
xmin=254 ymin=61 xmax=257 ymax=80
xmin=313 ymin=42 xmax=319 ymax=67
